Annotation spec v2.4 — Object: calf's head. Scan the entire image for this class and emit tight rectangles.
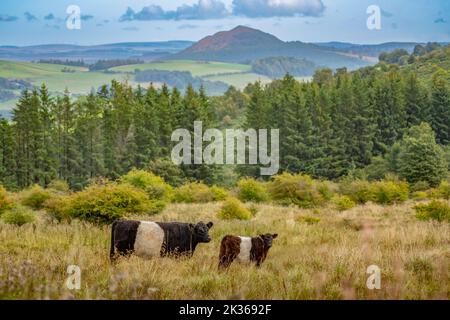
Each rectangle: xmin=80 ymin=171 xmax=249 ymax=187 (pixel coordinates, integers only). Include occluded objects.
xmin=190 ymin=221 xmax=214 ymax=243
xmin=260 ymin=233 xmax=278 ymax=249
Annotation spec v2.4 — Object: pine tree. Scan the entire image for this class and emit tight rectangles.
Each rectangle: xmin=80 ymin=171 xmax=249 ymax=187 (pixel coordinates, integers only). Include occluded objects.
xmin=397 ymin=122 xmax=447 ymax=186
xmin=404 ymin=72 xmax=429 ymax=127
xmin=0 ymin=118 xmax=16 ymax=189
xmin=430 ymin=69 xmax=450 ymax=144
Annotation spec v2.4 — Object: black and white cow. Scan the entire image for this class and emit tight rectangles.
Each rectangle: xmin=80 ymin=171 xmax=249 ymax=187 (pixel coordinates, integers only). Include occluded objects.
xmin=110 ymin=220 xmax=214 ymax=260
xmin=218 ymin=234 xmax=278 ymax=269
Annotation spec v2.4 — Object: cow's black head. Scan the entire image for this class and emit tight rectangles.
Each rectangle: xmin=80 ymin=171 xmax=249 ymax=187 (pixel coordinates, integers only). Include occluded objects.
xmin=190 ymin=221 xmax=214 ymax=243
xmin=260 ymin=233 xmax=278 ymax=249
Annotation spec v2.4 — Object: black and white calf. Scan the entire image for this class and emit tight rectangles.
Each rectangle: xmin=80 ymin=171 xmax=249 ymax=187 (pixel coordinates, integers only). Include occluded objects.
xmin=218 ymin=234 xmax=278 ymax=269
xmin=110 ymin=220 xmax=214 ymax=260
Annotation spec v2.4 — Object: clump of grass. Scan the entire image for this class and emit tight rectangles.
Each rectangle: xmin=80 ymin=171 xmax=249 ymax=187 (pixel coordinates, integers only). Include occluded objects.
xmin=297 ymin=215 xmax=320 ymax=224
xmin=2 ymin=205 xmax=35 ymax=226
xmin=332 ymin=195 xmax=356 ymax=211
xmin=20 ymin=185 xmax=52 ymax=210
xmin=236 ymin=178 xmax=269 ymax=203
xmin=412 ymin=191 xmax=428 ymax=201
xmin=414 ymin=200 xmax=450 ymax=222
xmin=0 ymin=185 xmax=12 ymax=214
xmin=430 ymin=180 xmax=450 ymax=199
xmin=217 ymin=197 xmax=252 ymax=220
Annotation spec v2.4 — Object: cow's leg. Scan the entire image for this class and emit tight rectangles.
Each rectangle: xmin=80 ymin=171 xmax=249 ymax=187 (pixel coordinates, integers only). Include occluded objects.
xmin=218 ymin=242 xmax=237 ymax=270
xmin=219 ymin=253 xmax=237 ymax=270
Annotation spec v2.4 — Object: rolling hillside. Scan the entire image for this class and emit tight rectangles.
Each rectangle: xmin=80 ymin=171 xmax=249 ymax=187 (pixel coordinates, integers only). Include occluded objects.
xmin=172 ymin=26 xmax=370 ymax=70
xmin=110 ymin=60 xmax=251 ymax=77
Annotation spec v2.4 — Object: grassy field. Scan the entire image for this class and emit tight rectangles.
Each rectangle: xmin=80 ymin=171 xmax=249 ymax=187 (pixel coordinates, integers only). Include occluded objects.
xmin=110 ymin=60 xmax=251 ymax=77
xmin=0 ymin=201 xmax=448 ymax=300
xmin=0 ymin=60 xmax=128 ymax=94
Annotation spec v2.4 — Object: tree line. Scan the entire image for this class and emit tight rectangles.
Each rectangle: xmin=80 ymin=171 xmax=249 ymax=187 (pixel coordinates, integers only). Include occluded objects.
xmin=0 ymin=64 xmax=449 ymax=190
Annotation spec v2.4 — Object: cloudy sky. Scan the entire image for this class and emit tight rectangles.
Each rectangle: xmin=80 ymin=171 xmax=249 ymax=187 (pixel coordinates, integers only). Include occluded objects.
xmin=0 ymin=0 xmax=448 ymax=46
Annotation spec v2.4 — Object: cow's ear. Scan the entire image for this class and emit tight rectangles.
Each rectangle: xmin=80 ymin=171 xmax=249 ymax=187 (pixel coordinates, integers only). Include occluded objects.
xmin=272 ymin=234 xmax=278 ymax=239
xmin=189 ymin=223 xmax=195 ymax=231
xmin=207 ymin=221 xmax=214 ymax=229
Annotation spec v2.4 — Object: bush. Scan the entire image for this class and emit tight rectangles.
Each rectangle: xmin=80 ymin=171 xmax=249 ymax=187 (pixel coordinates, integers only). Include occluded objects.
xmin=267 ymin=173 xmax=330 ymax=208
xmin=339 ymin=179 xmax=373 ymax=204
xmin=173 ymin=182 xmax=221 ymax=203
xmin=43 ymin=195 xmax=72 ymax=222
xmin=0 ymin=185 xmax=12 ymax=214
xmin=412 ymin=191 xmax=428 ymax=200
xmin=237 ymin=178 xmax=269 ymax=203
xmin=411 ymin=181 xmax=430 ymax=192
xmin=2 ymin=205 xmax=35 ymax=226
xmin=370 ymin=180 xmax=409 ymax=205
xmin=431 ymin=180 xmax=450 ymax=199
xmin=332 ymin=195 xmax=356 ymax=211
xmin=217 ymin=197 xmax=252 ymax=220
xmin=48 ymin=179 xmax=70 ymax=193
xmin=20 ymin=185 xmax=51 ymax=210
xmin=210 ymin=185 xmax=228 ymax=201
xmin=414 ymin=200 xmax=450 ymax=222
xmin=47 ymin=183 xmax=152 ymax=224
xmin=120 ymin=169 xmax=172 ymax=213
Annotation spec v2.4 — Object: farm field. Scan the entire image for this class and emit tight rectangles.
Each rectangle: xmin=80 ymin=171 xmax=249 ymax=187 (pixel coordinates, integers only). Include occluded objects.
xmin=0 ymin=201 xmax=448 ymax=300
xmin=0 ymin=60 xmax=129 ymax=94
xmin=110 ymin=60 xmax=251 ymax=77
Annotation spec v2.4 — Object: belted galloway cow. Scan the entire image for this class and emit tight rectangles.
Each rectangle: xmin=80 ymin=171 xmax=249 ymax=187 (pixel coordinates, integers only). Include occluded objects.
xmin=110 ymin=220 xmax=214 ymax=260
xmin=218 ymin=233 xmax=278 ymax=269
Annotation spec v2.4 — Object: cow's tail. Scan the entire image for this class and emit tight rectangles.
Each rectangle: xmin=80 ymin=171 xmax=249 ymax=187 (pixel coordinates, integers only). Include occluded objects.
xmin=110 ymin=221 xmax=118 ymax=262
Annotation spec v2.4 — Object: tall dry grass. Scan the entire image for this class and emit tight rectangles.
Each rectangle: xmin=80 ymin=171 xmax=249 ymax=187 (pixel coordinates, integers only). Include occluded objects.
xmin=0 ymin=201 xmax=448 ymax=300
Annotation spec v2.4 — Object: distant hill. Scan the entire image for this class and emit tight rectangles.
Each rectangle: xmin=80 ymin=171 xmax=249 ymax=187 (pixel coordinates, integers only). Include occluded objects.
xmin=172 ymin=26 xmax=370 ymax=70
xmin=314 ymin=41 xmax=420 ymax=58
xmin=0 ymin=41 xmax=193 ymax=63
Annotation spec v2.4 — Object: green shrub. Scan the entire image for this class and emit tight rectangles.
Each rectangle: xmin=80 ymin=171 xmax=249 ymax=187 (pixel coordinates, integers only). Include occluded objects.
xmin=217 ymin=197 xmax=252 ymax=220
xmin=297 ymin=215 xmax=320 ymax=224
xmin=43 ymin=195 xmax=72 ymax=222
xmin=2 ymin=205 xmax=35 ymax=226
xmin=210 ymin=185 xmax=228 ymax=201
xmin=431 ymin=180 xmax=450 ymax=199
xmin=20 ymin=185 xmax=51 ymax=210
xmin=339 ymin=179 xmax=373 ymax=204
xmin=412 ymin=191 xmax=428 ymax=200
xmin=267 ymin=173 xmax=329 ymax=208
xmin=0 ymin=185 xmax=12 ymax=214
xmin=48 ymin=183 xmax=152 ymax=224
xmin=120 ymin=169 xmax=173 ymax=213
xmin=370 ymin=180 xmax=409 ymax=205
xmin=332 ymin=195 xmax=356 ymax=211
xmin=414 ymin=200 xmax=450 ymax=222
xmin=48 ymin=179 xmax=70 ymax=193
xmin=173 ymin=182 xmax=217 ymax=203
xmin=237 ymin=178 xmax=269 ymax=203
xmin=411 ymin=181 xmax=430 ymax=192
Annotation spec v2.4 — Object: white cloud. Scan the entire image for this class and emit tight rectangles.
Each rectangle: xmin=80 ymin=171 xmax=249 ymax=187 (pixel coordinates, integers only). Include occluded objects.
xmin=232 ymin=0 xmax=325 ymax=17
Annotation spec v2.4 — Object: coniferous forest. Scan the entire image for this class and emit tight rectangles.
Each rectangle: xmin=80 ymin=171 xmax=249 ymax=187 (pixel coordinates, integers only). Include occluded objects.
xmin=0 ymin=59 xmax=449 ymax=191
